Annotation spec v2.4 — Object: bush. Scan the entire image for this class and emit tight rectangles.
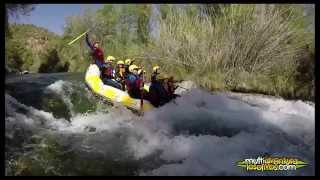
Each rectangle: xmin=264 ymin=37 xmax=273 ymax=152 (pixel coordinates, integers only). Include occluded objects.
xmin=38 ymin=49 xmax=68 ymax=73
xmin=142 ymin=4 xmax=314 ymax=100
xmin=5 ymin=5 xmax=314 ymax=101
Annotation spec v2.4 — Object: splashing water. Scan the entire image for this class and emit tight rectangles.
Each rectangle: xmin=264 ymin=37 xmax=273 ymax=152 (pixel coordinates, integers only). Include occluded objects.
xmin=5 ymin=74 xmax=314 ymax=176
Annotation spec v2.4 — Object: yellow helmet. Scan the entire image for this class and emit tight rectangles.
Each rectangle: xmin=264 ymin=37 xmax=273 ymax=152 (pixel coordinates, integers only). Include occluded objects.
xmin=125 ymin=59 xmax=133 ymax=65
xmin=117 ymin=60 xmax=124 ymax=65
xmin=138 ymin=69 xmax=146 ymax=75
xmin=129 ymin=64 xmax=139 ymax=73
xmin=106 ymin=56 xmax=116 ymax=62
xmin=153 ymin=65 xmax=160 ymax=73
xmin=158 ymin=73 xmax=169 ymax=80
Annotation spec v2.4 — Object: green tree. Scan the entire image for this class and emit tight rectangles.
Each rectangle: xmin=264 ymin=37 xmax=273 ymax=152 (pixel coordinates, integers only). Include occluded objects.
xmin=5 ymin=4 xmax=35 ymax=36
xmin=159 ymin=4 xmax=171 ymax=20
xmin=38 ymin=49 xmax=69 ymax=73
xmin=136 ymin=5 xmax=151 ymax=45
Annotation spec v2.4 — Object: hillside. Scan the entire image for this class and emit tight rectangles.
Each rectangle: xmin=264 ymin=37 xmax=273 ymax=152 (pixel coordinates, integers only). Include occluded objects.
xmin=5 ymin=24 xmax=69 ymax=73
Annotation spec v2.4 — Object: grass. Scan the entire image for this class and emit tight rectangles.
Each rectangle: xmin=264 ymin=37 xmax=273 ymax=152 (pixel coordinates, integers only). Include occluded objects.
xmin=5 ymin=5 xmax=314 ymax=101
xmin=141 ymin=4 xmax=314 ymax=101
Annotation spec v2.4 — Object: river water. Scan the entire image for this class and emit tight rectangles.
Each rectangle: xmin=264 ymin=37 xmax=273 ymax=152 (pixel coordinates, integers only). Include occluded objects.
xmin=5 ymin=73 xmax=315 ymax=176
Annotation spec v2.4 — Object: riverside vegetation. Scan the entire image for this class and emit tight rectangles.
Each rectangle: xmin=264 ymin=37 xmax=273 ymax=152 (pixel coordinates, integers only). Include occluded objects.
xmin=5 ymin=4 xmax=315 ymax=101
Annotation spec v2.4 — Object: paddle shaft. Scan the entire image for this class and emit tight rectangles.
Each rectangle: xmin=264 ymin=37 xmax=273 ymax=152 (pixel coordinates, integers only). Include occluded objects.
xmin=68 ymin=29 xmax=90 ymax=46
xmin=140 ymin=72 xmax=144 ymax=113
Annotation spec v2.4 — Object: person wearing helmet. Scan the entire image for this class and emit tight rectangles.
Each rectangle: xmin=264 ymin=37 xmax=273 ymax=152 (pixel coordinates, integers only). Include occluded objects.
xmin=160 ymin=74 xmax=179 ymax=102
xmin=136 ymin=67 xmax=149 ymax=100
xmin=124 ymin=58 xmax=134 ymax=75
xmin=101 ymin=56 xmax=122 ymax=89
xmin=149 ymin=65 xmax=161 ymax=107
xmin=85 ymin=33 xmax=106 ymax=70
xmin=149 ymin=66 xmax=171 ymax=107
xmin=167 ymin=76 xmax=179 ymax=99
xmin=115 ymin=60 xmax=126 ymax=90
xmin=102 ymin=55 xmax=115 ymax=79
xmin=151 ymin=65 xmax=160 ymax=83
xmin=137 ymin=68 xmax=146 ymax=78
xmin=106 ymin=56 xmax=116 ymax=63
xmin=125 ymin=64 xmax=146 ymax=99
xmin=157 ymin=73 xmax=172 ymax=105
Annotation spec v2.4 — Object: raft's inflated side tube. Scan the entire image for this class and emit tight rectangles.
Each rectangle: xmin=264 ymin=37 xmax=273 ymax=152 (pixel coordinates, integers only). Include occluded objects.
xmin=85 ymin=64 xmax=154 ymax=112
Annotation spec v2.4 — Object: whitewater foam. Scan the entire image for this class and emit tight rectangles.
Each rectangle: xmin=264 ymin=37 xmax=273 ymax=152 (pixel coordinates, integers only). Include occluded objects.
xmin=5 ymin=86 xmax=315 ymax=175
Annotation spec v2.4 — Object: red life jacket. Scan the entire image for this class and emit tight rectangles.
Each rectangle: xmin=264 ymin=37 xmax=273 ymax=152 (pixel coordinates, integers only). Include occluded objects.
xmin=125 ymin=74 xmax=141 ymax=92
xmin=135 ymin=78 xmax=142 ymax=90
xmin=102 ymin=63 xmax=114 ymax=79
xmin=93 ymin=47 xmax=104 ymax=63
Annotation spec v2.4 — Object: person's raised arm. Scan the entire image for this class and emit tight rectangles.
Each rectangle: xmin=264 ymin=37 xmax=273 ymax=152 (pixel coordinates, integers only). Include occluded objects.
xmin=85 ymin=33 xmax=94 ymax=51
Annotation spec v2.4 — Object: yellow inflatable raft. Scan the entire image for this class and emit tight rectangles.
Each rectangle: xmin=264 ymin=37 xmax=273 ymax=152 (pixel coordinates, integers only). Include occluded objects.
xmin=85 ymin=64 xmax=154 ymax=112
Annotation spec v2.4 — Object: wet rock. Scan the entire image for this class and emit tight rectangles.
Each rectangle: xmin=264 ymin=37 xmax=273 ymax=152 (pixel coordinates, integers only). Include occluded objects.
xmin=175 ymin=80 xmax=197 ymax=95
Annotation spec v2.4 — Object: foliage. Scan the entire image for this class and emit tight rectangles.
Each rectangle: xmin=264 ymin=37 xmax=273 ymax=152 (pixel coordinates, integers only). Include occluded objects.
xmin=5 ymin=4 xmax=314 ymax=101
xmin=5 ymin=24 xmax=60 ymax=72
xmin=5 ymin=4 xmax=36 ymax=36
xmin=142 ymin=4 xmax=314 ymax=101
xmin=38 ymin=49 xmax=69 ymax=73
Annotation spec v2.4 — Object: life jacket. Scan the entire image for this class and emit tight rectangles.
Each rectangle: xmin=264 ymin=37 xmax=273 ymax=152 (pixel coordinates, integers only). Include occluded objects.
xmin=115 ymin=68 xmax=126 ymax=90
xmin=125 ymin=73 xmax=142 ymax=98
xmin=92 ymin=47 xmax=104 ymax=63
xmin=149 ymin=80 xmax=168 ymax=107
xmin=102 ymin=63 xmax=114 ymax=79
xmin=125 ymin=73 xmax=137 ymax=91
xmin=151 ymin=72 xmax=159 ymax=83
xmin=149 ymin=84 xmax=161 ymax=107
xmin=115 ymin=68 xmax=126 ymax=81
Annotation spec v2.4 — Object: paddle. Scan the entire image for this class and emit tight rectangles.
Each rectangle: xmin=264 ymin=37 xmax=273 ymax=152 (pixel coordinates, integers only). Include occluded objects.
xmin=140 ymin=68 xmax=144 ymax=114
xmin=68 ymin=29 xmax=90 ymax=46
